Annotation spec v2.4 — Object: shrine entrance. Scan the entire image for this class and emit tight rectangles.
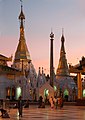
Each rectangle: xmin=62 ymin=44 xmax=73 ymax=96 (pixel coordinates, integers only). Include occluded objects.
xmin=64 ymin=89 xmax=69 ymax=101
xmin=44 ymin=89 xmax=49 ymax=103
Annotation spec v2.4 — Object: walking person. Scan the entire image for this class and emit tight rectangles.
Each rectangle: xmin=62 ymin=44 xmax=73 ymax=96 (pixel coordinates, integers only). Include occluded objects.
xmin=17 ymin=96 xmax=23 ymax=117
xmin=53 ymin=97 xmax=58 ymax=109
xmin=57 ymin=97 xmax=61 ymax=109
xmin=60 ymin=96 xmax=64 ymax=109
xmin=49 ymin=96 xmax=54 ymax=109
xmin=57 ymin=96 xmax=63 ymax=109
xmin=38 ymin=96 xmax=43 ymax=108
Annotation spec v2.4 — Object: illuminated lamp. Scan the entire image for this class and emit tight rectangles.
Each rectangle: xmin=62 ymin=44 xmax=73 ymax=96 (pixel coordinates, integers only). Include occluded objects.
xmin=16 ymin=87 xmax=22 ymax=99
xmin=83 ymin=89 xmax=85 ymax=97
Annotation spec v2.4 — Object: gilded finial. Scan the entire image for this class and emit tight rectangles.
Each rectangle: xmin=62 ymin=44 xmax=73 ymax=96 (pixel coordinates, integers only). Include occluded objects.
xmin=20 ymin=0 xmax=22 ymax=3
xmin=20 ymin=0 xmax=23 ymax=7
xmin=20 ymin=0 xmax=23 ymax=12
xmin=61 ymin=28 xmax=65 ymax=42
xmin=19 ymin=0 xmax=25 ymax=20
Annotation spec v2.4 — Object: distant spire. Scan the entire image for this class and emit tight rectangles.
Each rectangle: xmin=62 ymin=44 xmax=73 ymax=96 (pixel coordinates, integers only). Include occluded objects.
xmin=19 ymin=1 xmax=25 ymax=20
xmin=61 ymin=28 xmax=64 ymax=42
xmin=20 ymin=0 xmax=23 ymax=12
xmin=39 ymin=67 xmax=41 ymax=74
xmin=42 ymin=67 xmax=44 ymax=74
xmin=20 ymin=0 xmax=22 ymax=3
xmin=18 ymin=2 xmax=25 ymax=42
xmin=56 ymin=31 xmax=69 ymax=77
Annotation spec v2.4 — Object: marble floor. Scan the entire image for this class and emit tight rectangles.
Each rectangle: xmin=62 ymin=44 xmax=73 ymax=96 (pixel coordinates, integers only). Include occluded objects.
xmin=0 ymin=105 xmax=85 ymax=120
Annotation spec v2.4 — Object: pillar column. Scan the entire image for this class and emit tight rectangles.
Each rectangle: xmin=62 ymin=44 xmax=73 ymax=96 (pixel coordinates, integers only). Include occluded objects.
xmin=50 ymin=32 xmax=54 ymax=87
xmin=77 ymin=72 xmax=82 ymax=99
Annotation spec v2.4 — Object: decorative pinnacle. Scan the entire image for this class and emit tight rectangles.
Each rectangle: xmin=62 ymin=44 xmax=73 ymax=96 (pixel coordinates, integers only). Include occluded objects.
xmin=50 ymin=32 xmax=54 ymax=39
xmin=61 ymin=28 xmax=65 ymax=43
xmin=20 ymin=0 xmax=23 ymax=6
xmin=19 ymin=0 xmax=25 ymax=20
xmin=20 ymin=0 xmax=22 ymax=3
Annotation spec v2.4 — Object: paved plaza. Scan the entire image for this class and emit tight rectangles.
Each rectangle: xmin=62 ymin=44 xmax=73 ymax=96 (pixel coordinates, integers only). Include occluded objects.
xmin=0 ymin=105 xmax=85 ymax=120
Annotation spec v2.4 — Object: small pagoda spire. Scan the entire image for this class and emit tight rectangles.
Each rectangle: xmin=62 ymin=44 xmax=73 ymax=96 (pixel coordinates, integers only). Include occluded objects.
xmin=18 ymin=1 xmax=25 ymax=40
xmin=39 ymin=67 xmax=41 ymax=74
xmin=56 ymin=30 xmax=69 ymax=77
xmin=61 ymin=28 xmax=65 ymax=55
xmin=42 ymin=67 xmax=44 ymax=74
xmin=19 ymin=3 xmax=25 ymax=21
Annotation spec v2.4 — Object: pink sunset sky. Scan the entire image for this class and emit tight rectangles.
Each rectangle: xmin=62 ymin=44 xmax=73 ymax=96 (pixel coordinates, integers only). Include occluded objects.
xmin=0 ymin=0 xmax=85 ymax=75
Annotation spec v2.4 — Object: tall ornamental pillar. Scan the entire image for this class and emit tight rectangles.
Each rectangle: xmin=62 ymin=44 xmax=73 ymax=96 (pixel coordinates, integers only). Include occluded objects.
xmin=50 ymin=31 xmax=54 ymax=87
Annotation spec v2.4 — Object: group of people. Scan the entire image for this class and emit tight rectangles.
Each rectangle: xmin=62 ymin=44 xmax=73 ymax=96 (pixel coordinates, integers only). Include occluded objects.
xmin=49 ymin=96 xmax=63 ymax=109
xmin=38 ymin=95 xmax=64 ymax=110
xmin=0 ymin=96 xmax=63 ymax=117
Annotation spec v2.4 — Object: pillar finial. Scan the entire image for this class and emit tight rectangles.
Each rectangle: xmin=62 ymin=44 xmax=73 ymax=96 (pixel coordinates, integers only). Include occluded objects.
xmin=50 ymin=29 xmax=54 ymax=39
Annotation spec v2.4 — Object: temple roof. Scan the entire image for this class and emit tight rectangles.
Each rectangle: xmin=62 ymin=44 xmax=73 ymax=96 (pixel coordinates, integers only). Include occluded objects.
xmin=69 ymin=56 xmax=85 ymax=75
xmin=0 ymin=65 xmax=22 ymax=75
xmin=14 ymin=38 xmax=31 ymax=62
xmin=0 ymin=54 xmax=12 ymax=61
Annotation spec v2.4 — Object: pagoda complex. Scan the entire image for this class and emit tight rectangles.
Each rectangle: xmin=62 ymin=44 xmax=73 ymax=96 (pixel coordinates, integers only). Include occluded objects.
xmin=0 ymin=1 xmax=81 ymax=102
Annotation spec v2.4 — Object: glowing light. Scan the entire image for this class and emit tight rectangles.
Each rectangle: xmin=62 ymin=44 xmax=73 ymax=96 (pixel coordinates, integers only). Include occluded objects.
xmin=16 ymin=87 xmax=21 ymax=99
xmin=44 ymin=89 xmax=49 ymax=96
xmin=83 ymin=89 xmax=85 ymax=97
xmin=28 ymin=79 xmax=30 ymax=83
xmin=64 ymin=89 xmax=69 ymax=96
xmin=54 ymin=86 xmax=57 ymax=91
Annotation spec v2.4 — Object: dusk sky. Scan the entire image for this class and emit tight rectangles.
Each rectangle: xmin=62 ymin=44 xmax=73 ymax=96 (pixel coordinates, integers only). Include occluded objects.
xmin=0 ymin=0 xmax=85 ymax=74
